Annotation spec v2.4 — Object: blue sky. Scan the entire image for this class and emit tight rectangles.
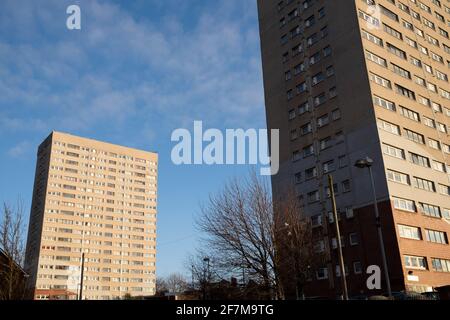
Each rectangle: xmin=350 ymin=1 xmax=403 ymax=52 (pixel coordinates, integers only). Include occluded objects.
xmin=0 ymin=0 xmax=265 ymax=277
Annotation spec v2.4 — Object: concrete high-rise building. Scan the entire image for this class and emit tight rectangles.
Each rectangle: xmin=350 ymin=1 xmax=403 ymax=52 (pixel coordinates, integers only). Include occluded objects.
xmin=258 ymin=0 xmax=450 ymax=297
xmin=25 ymin=131 xmax=158 ymax=300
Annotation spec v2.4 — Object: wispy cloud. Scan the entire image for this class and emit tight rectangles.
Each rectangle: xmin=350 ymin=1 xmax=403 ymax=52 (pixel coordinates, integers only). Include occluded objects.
xmin=0 ymin=0 xmax=264 ymax=145
xmin=7 ymin=141 xmax=32 ymax=158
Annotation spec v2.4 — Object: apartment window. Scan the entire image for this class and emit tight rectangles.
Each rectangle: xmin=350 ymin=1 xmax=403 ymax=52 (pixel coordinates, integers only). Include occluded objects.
xmin=425 ymin=230 xmax=448 ymax=244
xmin=393 ymin=197 xmax=416 ymax=212
xmin=442 ymin=89 xmax=450 ymax=100
xmin=285 ymin=71 xmax=292 ymax=81
xmin=345 ymin=207 xmax=354 ymax=219
xmin=437 ymin=122 xmax=447 ymax=133
xmin=287 ymin=90 xmax=293 ymax=100
xmin=422 ymin=116 xmax=435 ymax=128
xmin=404 ymin=129 xmax=424 ymax=144
xmin=405 ymin=255 xmax=427 ymax=270
xmin=432 ymin=102 xmax=442 ymax=113
xmin=415 ymin=76 xmax=426 ymax=87
xmin=318 ymin=7 xmax=325 ymax=19
xmin=301 ymin=122 xmax=312 ymax=135
xmin=307 ymin=190 xmax=320 ymax=203
xmin=320 ymin=137 xmax=332 ymax=150
xmin=366 ymin=51 xmax=387 ymax=67
xmin=323 ymin=46 xmax=332 ymax=57
xmin=382 ymin=143 xmax=405 ymax=159
xmin=317 ymin=114 xmax=329 ymax=127
xmin=412 ymin=176 xmax=436 ymax=192
xmin=436 ymin=70 xmax=448 ymax=82
xmin=342 ymin=180 xmax=351 ymax=193
xmin=443 ymin=208 xmax=450 ymax=220
xmin=329 ymin=87 xmax=337 ymax=98
xmin=297 ymin=82 xmax=308 ymax=94
xmin=432 ymin=258 xmax=450 ymax=272
xmin=387 ymin=43 xmax=406 ymax=59
xmin=373 ymin=95 xmax=395 ymax=111
xmin=395 ymin=84 xmax=415 ymax=100
xmin=305 ymin=167 xmax=318 ymax=179
xmin=305 ymin=15 xmax=315 ymax=28
xmin=391 ymin=64 xmax=411 ymax=79
xmin=316 ymin=268 xmax=328 ymax=280
xmin=361 ymin=29 xmax=383 ymax=46
xmin=431 ymin=52 xmax=444 ymax=64
xmin=409 ymin=152 xmax=430 ymax=167
xmin=290 ymin=129 xmax=298 ymax=141
xmin=428 ymin=138 xmax=441 ymax=150
xmin=399 ymin=106 xmax=419 ymax=122
xmin=383 ymin=24 xmax=402 ymax=39
xmin=370 ymin=73 xmax=392 ymax=89
xmin=377 ymin=119 xmax=400 ymax=135
xmin=297 ymin=102 xmax=309 ymax=116
xmin=405 ymin=37 xmax=417 ymax=48
xmin=295 ymin=172 xmax=302 ymax=184
xmin=358 ymin=10 xmax=380 ymax=27
xmin=419 ymin=203 xmax=441 ymax=218
xmin=303 ymin=144 xmax=314 ymax=157
xmin=432 ymin=161 xmax=446 ymax=173
xmin=309 ymin=52 xmax=321 ymax=65
xmin=311 ymin=215 xmax=322 ymax=227
xmin=288 ymin=109 xmax=296 ymax=120
xmin=326 ymin=66 xmax=335 ymax=77
xmin=423 ymin=17 xmax=435 ymax=30
xmin=306 ymin=33 xmax=319 ymax=47
xmin=380 ymin=5 xmax=398 ymax=21
xmin=292 ymin=151 xmax=301 ymax=162
xmin=294 ymin=62 xmax=305 ymax=75
xmin=349 ymin=233 xmax=359 ymax=246
xmin=339 ymin=156 xmax=348 ymax=168
xmin=332 ymin=109 xmax=341 ymax=121
xmin=353 ymin=262 xmax=363 ymax=275
xmin=438 ymin=184 xmax=450 ymax=196
xmin=312 ymin=72 xmax=324 ymax=85
xmin=292 ymin=44 xmax=303 ymax=56
xmin=398 ymin=224 xmax=421 ymax=240
xmin=387 ymin=169 xmax=410 ymax=185
xmin=402 ymin=20 xmax=414 ymax=31
xmin=321 ymin=26 xmax=329 ymax=38
xmin=410 ymin=56 xmax=422 ymax=68
xmin=322 ymin=160 xmax=335 ymax=174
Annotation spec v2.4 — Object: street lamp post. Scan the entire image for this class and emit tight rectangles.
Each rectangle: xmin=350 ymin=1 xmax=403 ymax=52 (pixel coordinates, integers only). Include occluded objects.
xmin=328 ymin=174 xmax=349 ymax=300
xmin=354 ymin=157 xmax=392 ymax=297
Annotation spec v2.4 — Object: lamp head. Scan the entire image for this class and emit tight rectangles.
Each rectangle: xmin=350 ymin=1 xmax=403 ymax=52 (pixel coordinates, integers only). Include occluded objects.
xmin=354 ymin=157 xmax=374 ymax=168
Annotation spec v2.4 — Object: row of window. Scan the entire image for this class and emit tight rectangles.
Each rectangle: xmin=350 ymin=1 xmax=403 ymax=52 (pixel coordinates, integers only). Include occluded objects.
xmin=53 ymin=141 xmax=156 ymax=165
xmin=372 ymin=90 xmax=449 ymax=129
xmin=398 ymin=224 xmax=448 ymax=244
xmin=377 ymin=118 xmax=449 ymax=153
xmin=301 ymin=180 xmax=352 ymax=205
xmin=404 ymin=255 xmax=450 ymax=273
xmin=387 ymin=167 xmax=449 ymax=193
xmin=365 ymin=48 xmax=450 ymax=103
xmin=393 ymin=196 xmax=450 ymax=217
xmin=360 ymin=0 xmax=450 ymax=56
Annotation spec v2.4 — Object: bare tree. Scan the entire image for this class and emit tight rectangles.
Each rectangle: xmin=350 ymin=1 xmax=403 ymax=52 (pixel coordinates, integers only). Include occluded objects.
xmin=165 ymin=273 xmax=188 ymax=295
xmin=196 ymin=173 xmax=322 ymax=300
xmin=273 ymin=190 xmax=323 ymax=300
xmin=0 ymin=200 xmax=28 ymax=300
xmin=155 ymin=277 xmax=168 ymax=296
xmin=186 ymin=253 xmax=217 ymax=300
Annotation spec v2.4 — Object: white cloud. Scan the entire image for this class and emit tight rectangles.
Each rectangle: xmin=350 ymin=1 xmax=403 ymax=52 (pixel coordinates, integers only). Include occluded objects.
xmin=7 ymin=141 xmax=32 ymax=158
xmin=0 ymin=0 xmax=265 ymax=142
